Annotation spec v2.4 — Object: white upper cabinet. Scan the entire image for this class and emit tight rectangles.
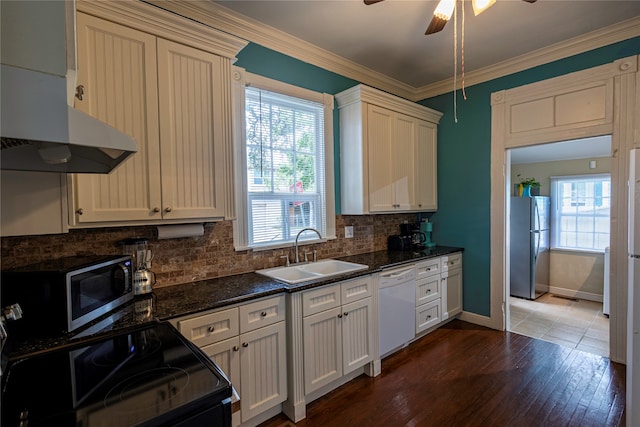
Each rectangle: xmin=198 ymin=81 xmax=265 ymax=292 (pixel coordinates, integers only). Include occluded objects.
xmin=69 ymin=1 xmax=246 ymax=226
xmin=336 ymin=84 xmax=442 ymax=214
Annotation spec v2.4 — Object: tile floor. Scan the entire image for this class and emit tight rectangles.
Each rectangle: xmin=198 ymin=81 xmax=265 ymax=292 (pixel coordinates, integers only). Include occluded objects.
xmin=509 ymin=293 xmax=610 ymax=357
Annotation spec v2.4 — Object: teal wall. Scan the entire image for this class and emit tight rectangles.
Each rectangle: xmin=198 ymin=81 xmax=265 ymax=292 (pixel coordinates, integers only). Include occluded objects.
xmin=235 ymin=37 xmax=640 ymax=317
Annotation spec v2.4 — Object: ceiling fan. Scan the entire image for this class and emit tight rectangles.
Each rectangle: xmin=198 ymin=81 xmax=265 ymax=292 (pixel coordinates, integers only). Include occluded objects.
xmin=364 ymin=0 xmax=537 ymax=35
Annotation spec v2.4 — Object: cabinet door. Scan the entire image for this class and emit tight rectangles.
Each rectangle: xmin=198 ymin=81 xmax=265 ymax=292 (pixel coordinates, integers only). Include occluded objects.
xmin=156 ymin=39 xmax=227 ymax=219
xmin=367 ymin=105 xmax=395 ymax=212
xmin=393 ymin=113 xmax=416 ymax=210
xmin=201 ymin=336 xmax=241 ymax=398
xmin=414 ymin=119 xmax=437 ymax=211
xmin=341 ymin=297 xmax=374 ymax=375
xmin=444 ymin=267 xmax=463 ymax=319
xmin=303 ymin=307 xmax=343 ymax=394
xmin=74 ymin=13 xmax=161 ymax=223
xmin=240 ymin=321 xmax=287 ymax=421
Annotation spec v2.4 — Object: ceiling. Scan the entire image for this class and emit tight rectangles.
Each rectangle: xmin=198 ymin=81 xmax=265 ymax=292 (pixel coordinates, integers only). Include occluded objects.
xmin=510 ymin=136 xmax=612 ymax=164
xmin=215 ymin=0 xmax=640 ymax=96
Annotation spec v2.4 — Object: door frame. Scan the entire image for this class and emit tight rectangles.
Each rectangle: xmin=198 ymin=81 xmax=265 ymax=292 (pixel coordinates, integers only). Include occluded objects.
xmin=490 ymin=55 xmax=638 ymax=364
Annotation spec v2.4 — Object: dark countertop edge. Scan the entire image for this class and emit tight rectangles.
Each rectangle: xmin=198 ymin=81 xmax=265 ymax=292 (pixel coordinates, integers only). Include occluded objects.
xmin=7 ymin=246 xmax=463 ymax=360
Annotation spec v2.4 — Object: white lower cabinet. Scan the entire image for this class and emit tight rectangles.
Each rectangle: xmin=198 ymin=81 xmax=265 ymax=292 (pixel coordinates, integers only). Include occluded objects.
xmin=442 ymin=252 xmax=463 ymax=320
xmin=176 ymin=295 xmax=287 ymax=425
xmin=301 ymin=276 xmax=374 ymax=395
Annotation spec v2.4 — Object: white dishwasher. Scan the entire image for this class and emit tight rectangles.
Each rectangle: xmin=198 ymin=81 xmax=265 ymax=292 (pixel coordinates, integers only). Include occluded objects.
xmin=378 ymin=265 xmax=416 ymax=358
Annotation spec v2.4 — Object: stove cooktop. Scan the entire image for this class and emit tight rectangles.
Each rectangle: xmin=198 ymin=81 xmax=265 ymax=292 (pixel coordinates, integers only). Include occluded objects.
xmin=1 ymin=322 xmax=231 ymax=426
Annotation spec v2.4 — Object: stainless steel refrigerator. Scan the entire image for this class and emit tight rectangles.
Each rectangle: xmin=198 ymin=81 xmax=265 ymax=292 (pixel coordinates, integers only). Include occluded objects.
xmin=510 ymin=196 xmax=550 ymax=300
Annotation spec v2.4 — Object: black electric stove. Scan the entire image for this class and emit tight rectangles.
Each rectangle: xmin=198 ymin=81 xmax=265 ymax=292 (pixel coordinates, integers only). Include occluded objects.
xmin=1 ymin=322 xmax=231 ymax=427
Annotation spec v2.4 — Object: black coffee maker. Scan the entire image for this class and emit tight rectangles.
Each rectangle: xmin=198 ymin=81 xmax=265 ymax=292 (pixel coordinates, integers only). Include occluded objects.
xmin=388 ymin=223 xmax=426 ymax=251
xmin=401 ymin=223 xmax=426 ymax=249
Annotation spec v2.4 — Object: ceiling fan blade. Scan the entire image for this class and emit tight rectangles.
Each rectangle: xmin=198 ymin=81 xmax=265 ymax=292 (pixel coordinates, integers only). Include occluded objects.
xmin=425 ymin=15 xmax=449 ymax=35
xmin=363 ymin=0 xmax=385 ymax=4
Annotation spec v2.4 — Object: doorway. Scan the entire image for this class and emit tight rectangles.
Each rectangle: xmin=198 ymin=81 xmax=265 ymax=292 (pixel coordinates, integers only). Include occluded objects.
xmin=506 ymin=137 xmax=612 ymax=357
xmin=490 ymin=56 xmax=636 ymax=364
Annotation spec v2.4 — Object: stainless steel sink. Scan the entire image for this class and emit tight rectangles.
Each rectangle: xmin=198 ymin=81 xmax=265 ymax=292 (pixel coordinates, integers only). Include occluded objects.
xmin=256 ymin=259 xmax=369 ymax=285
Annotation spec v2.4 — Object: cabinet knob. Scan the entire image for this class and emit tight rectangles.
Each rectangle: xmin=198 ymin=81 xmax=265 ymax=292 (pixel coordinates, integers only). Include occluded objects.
xmin=338 ymin=314 xmax=343 ymax=318
xmin=426 ymin=289 xmax=431 ymax=293
xmin=153 ymin=207 xmax=161 ymax=213
xmin=343 ymin=312 xmax=349 ymax=316
xmin=75 ymin=85 xmax=85 ymax=101
xmin=242 ymin=342 xmax=249 ymax=348
xmin=208 ymin=326 xmax=215 ymax=333
xmin=260 ymin=311 xmax=267 ymax=317
xmin=418 ymin=204 xmax=422 ymax=208
xmin=233 ymin=346 xmax=239 ymax=352
xmin=164 ymin=207 xmax=172 ymax=213
xmin=427 ymin=315 xmax=432 ymax=319
xmin=75 ymin=208 xmax=83 ymax=215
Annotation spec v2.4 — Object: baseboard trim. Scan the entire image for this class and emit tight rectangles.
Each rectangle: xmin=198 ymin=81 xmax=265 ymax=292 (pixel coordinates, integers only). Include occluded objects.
xmin=459 ymin=311 xmax=498 ymax=330
xmin=547 ymin=286 xmax=603 ymax=303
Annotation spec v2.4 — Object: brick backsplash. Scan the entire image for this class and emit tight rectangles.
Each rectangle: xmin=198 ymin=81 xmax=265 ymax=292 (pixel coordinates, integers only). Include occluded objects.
xmin=1 ymin=214 xmax=418 ymax=287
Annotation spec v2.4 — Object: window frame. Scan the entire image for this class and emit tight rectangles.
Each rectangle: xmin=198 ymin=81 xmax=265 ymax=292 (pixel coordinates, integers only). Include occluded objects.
xmin=231 ymin=67 xmax=336 ymax=251
xmin=550 ymin=173 xmax=611 ymax=253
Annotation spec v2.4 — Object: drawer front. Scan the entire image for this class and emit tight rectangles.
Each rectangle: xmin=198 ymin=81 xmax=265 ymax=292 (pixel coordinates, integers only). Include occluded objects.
xmin=416 ymin=299 xmax=441 ymax=334
xmin=239 ymin=295 xmax=286 ymax=333
xmin=416 ymin=275 xmax=440 ymax=306
xmin=303 ymin=284 xmax=341 ymax=317
xmin=415 ymin=258 xmax=441 ymax=279
xmin=442 ymin=252 xmax=462 ymax=272
xmin=178 ymin=307 xmax=239 ymax=347
xmin=341 ymin=276 xmax=372 ymax=305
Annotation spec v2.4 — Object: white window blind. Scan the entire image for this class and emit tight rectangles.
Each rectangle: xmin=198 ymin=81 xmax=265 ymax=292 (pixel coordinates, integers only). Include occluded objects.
xmin=550 ymin=174 xmax=611 ymax=251
xmin=234 ymin=81 xmax=333 ymax=250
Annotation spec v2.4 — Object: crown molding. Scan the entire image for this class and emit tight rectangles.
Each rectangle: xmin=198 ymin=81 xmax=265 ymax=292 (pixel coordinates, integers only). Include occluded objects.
xmin=142 ymin=0 xmax=418 ymax=100
xmin=142 ymin=1 xmax=640 ymax=102
xmin=77 ymin=0 xmax=247 ymax=59
xmin=414 ymin=15 xmax=640 ymax=101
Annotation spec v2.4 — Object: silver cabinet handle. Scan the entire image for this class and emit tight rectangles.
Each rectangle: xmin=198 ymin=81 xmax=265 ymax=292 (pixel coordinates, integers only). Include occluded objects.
xmin=153 ymin=207 xmax=160 ymax=213
xmin=164 ymin=207 xmax=172 ymax=213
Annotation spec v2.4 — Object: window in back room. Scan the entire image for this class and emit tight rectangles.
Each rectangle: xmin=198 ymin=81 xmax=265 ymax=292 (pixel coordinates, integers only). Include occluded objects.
xmin=550 ymin=173 xmax=611 ymax=252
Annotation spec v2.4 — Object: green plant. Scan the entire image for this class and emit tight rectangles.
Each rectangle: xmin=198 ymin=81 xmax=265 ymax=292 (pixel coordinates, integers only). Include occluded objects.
xmin=517 ymin=174 xmax=541 ymax=188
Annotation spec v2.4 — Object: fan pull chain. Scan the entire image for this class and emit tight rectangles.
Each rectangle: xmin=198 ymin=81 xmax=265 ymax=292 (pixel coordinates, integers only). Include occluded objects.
xmin=461 ymin=0 xmax=467 ymax=100
xmin=453 ymin=0 xmax=458 ymax=123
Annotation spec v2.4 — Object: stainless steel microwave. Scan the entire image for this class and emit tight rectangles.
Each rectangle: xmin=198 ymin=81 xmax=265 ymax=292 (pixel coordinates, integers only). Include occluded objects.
xmin=1 ymin=255 xmax=133 ymax=337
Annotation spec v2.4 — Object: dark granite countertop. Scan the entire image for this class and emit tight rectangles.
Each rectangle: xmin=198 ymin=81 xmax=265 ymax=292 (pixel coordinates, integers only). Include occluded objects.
xmin=7 ymin=246 xmax=462 ymax=360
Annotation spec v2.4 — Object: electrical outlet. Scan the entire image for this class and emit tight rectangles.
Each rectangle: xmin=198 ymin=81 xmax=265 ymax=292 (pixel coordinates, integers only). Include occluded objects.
xmin=345 ymin=226 xmax=354 ymax=238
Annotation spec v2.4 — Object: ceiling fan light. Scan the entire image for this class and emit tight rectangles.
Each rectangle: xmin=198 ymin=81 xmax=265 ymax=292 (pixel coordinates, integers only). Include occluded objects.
xmin=472 ymin=0 xmax=496 ymax=15
xmin=433 ymin=0 xmax=455 ymax=20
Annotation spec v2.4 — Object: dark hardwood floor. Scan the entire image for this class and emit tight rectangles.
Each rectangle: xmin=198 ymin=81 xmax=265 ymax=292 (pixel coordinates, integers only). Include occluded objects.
xmin=259 ymin=320 xmax=626 ymax=427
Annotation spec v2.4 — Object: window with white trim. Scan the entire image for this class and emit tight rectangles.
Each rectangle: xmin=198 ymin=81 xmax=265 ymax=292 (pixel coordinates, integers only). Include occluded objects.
xmin=550 ymin=174 xmax=611 ymax=251
xmin=232 ymin=70 xmax=335 ymax=251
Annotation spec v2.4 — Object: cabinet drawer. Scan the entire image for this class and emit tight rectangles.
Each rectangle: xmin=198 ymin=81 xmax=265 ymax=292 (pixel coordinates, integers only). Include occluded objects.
xmin=442 ymin=252 xmax=462 ymax=272
xmin=415 ymin=258 xmax=441 ymax=279
xmin=178 ymin=307 xmax=239 ymax=347
xmin=416 ymin=299 xmax=441 ymax=334
xmin=239 ymin=295 xmax=285 ymax=333
xmin=341 ymin=276 xmax=372 ymax=305
xmin=303 ymin=284 xmax=341 ymax=317
xmin=416 ymin=275 xmax=440 ymax=306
